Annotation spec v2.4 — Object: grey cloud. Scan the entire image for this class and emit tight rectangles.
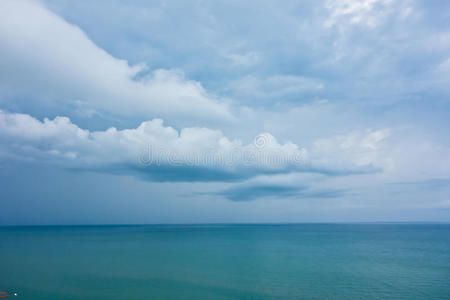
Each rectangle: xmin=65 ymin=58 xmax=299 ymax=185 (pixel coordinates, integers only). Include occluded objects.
xmin=208 ymin=184 xmax=347 ymax=202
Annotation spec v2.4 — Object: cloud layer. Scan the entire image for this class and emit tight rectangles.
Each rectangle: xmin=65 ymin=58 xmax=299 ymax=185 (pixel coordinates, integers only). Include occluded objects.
xmin=0 ymin=110 xmax=312 ymax=181
xmin=0 ymin=0 xmax=232 ymax=123
xmin=0 ymin=0 xmax=449 ymax=219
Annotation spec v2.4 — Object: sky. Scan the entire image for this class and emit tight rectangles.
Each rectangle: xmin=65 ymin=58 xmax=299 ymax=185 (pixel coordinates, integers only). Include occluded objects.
xmin=0 ymin=0 xmax=449 ymax=225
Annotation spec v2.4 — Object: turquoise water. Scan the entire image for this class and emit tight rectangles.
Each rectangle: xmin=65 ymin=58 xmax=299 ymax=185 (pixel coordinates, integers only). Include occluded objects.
xmin=0 ymin=224 xmax=449 ymax=299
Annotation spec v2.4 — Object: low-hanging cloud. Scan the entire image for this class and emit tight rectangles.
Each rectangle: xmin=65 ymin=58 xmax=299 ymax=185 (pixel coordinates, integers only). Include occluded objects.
xmin=212 ymin=184 xmax=346 ymax=202
xmin=0 ymin=110 xmax=309 ymax=182
xmin=0 ymin=110 xmax=388 ymax=182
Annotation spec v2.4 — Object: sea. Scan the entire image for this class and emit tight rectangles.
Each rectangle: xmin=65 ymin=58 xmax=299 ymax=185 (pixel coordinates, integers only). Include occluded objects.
xmin=0 ymin=224 xmax=449 ymax=299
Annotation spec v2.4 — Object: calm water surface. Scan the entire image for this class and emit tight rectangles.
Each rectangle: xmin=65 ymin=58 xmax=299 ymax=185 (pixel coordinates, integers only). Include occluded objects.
xmin=0 ymin=224 xmax=449 ymax=299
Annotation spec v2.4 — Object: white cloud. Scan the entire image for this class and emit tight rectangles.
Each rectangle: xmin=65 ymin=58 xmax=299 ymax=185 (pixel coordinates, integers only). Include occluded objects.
xmin=0 ymin=108 xmax=403 ymax=183
xmin=311 ymin=127 xmax=450 ymax=185
xmin=309 ymin=128 xmax=393 ymax=176
xmin=0 ymin=110 xmax=309 ymax=181
xmin=0 ymin=0 xmax=232 ymax=123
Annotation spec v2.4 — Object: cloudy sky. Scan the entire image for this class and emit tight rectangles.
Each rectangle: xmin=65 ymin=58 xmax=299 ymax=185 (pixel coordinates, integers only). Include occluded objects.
xmin=0 ymin=0 xmax=449 ymax=225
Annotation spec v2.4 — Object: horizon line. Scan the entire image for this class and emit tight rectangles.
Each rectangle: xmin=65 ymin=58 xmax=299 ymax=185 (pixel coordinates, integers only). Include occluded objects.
xmin=1 ymin=221 xmax=450 ymax=227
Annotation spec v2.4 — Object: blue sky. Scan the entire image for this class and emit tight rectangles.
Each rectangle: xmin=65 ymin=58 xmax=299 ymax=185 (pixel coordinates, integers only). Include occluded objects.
xmin=0 ymin=0 xmax=449 ymax=224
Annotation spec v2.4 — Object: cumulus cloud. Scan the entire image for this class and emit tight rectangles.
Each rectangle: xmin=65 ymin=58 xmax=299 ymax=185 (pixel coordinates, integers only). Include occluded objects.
xmin=0 ymin=110 xmax=390 ymax=182
xmin=0 ymin=110 xmax=310 ymax=182
xmin=0 ymin=0 xmax=232 ymax=122
xmin=311 ymin=129 xmax=391 ymax=172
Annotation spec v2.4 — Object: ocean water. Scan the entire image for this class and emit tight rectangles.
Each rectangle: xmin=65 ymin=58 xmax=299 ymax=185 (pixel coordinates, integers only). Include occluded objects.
xmin=0 ymin=224 xmax=449 ymax=299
